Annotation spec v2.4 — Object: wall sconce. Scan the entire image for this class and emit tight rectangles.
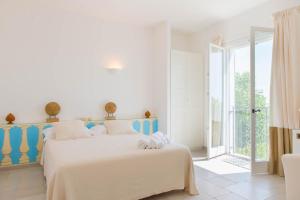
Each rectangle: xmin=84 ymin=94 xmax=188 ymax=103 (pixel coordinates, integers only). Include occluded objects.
xmin=105 ymin=65 xmax=123 ymax=70
xmin=104 ymin=60 xmax=123 ymax=72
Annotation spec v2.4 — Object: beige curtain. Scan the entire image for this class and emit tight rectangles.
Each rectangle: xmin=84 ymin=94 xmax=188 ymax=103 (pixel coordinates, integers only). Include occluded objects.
xmin=269 ymin=6 xmax=300 ymax=176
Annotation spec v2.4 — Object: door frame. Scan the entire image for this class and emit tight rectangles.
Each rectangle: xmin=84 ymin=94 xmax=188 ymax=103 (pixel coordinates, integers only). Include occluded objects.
xmin=250 ymin=26 xmax=274 ymax=174
xmin=207 ymin=43 xmax=226 ymax=158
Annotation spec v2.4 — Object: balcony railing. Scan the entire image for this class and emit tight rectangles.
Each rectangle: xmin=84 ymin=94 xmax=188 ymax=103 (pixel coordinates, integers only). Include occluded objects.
xmin=229 ymin=107 xmax=269 ymax=161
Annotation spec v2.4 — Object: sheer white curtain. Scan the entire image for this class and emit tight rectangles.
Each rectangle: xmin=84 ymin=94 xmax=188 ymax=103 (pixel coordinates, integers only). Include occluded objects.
xmin=269 ymin=6 xmax=300 ymax=176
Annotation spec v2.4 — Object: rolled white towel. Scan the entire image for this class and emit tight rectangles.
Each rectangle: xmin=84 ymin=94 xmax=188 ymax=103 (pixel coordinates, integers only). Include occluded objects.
xmin=155 ymin=132 xmax=166 ymax=142
xmin=152 ymin=131 xmax=170 ymax=144
xmin=138 ymin=137 xmax=164 ymax=149
xmin=149 ymin=137 xmax=163 ymax=149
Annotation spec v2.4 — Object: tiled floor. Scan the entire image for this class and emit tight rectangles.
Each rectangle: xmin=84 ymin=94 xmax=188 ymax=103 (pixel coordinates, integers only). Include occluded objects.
xmin=0 ymin=158 xmax=286 ymax=200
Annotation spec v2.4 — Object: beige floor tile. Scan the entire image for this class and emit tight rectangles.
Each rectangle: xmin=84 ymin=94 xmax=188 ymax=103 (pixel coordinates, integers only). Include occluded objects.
xmin=265 ymin=193 xmax=286 ymax=200
xmin=248 ymin=174 xmax=285 ymax=190
xmin=196 ymin=179 xmax=230 ymax=197
xmin=206 ymin=175 xmax=236 ymax=188
xmin=215 ymin=192 xmax=246 ymax=200
xmin=226 ymin=182 xmax=273 ymax=200
xmin=0 ymin=188 xmax=16 ymax=200
xmin=221 ymin=172 xmax=252 ymax=183
xmin=194 ymin=167 xmax=217 ymax=181
xmin=16 ymin=193 xmax=46 ymax=200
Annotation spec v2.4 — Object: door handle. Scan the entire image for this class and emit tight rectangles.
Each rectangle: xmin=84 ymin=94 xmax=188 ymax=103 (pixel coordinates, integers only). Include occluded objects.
xmin=252 ymin=109 xmax=261 ymax=113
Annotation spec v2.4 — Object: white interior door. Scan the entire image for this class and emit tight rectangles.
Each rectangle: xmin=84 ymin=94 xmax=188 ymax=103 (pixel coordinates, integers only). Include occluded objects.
xmin=250 ymin=27 xmax=274 ymax=173
xmin=170 ymin=50 xmax=202 ymax=149
xmin=208 ymin=44 xmax=226 ymax=158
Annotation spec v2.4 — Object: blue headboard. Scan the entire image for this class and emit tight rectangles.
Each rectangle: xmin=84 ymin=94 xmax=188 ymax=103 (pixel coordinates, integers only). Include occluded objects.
xmin=0 ymin=118 xmax=158 ymax=167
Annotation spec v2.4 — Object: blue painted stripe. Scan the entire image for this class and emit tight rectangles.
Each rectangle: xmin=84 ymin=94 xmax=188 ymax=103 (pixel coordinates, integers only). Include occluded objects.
xmin=153 ymin=119 xmax=158 ymax=133
xmin=0 ymin=128 xmax=4 ymax=162
xmin=9 ymin=126 xmax=22 ymax=164
xmin=143 ymin=120 xmax=150 ymax=135
xmin=86 ymin=122 xmax=95 ymax=129
xmin=132 ymin=120 xmax=141 ymax=133
xmin=27 ymin=126 xmax=39 ymax=163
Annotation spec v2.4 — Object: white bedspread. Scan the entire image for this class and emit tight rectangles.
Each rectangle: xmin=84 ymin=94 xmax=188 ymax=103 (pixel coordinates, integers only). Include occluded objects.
xmin=43 ymin=134 xmax=199 ymax=200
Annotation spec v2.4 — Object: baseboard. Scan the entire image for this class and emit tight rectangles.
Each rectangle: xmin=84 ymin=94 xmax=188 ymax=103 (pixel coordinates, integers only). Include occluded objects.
xmin=190 ymin=146 xmax=207 ymax=152
xmin=0 ymin=163 xmax=41 ymax=171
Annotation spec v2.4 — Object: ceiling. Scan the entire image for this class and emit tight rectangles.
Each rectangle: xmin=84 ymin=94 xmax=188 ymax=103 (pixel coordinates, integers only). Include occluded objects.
xmin=48 ymin=0 xmax=271 ymax=32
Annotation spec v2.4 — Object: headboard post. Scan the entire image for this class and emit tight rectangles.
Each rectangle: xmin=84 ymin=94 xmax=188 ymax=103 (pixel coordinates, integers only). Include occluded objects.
xmin=2 ymin=127 xmax=11 ymax=165
xmin=19 ymin=126 xmax=30 ymax=163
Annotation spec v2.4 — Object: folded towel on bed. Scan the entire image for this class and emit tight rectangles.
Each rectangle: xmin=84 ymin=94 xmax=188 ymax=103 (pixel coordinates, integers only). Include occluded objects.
xmin=138 ymin=132 xmax=170 ymax=149
xmin=149 ymin=138 xmax=163 ymax=149
xmin=152 ymin=131 xmax=170 ymax=144
xmin=138 ymin=138 xmax=161 ymax=149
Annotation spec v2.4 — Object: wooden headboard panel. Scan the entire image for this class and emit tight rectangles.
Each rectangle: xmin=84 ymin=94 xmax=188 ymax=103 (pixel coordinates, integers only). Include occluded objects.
xmin=0 ymin=118 xmax=158 ymax=167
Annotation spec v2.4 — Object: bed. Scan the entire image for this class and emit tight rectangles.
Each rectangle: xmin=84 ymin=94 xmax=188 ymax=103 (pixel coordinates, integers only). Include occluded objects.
xmin=43 ymin=133 xmax=198 ymax=200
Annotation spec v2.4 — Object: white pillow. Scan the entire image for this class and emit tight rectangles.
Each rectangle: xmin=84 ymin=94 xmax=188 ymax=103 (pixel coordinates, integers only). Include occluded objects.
xmin=42 ymin=127 xmax=55 ymax=141
xmin=53 ymin=120 xmax=90 ymax=140
xmin=89 ymin=125 xmax=107 ymax=136
xmin=104 ymin=120 xmax=136 ymax=135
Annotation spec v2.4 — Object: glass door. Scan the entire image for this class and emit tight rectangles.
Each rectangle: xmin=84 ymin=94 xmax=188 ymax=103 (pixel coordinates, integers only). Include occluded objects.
xmin=208 ymin=44 xmax=226 ymax=158
xmin=250 ymin=27 xmax=274 ymax=173
xmin=228 ymin=45 xmax=251 ymax=161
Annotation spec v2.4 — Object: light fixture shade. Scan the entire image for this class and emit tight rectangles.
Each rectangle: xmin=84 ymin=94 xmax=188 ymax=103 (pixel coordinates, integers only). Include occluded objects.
xmin=104 ymin=59 xmax=123 ymax=71
xmin=105 ymin=65 xmax=123 ymax=70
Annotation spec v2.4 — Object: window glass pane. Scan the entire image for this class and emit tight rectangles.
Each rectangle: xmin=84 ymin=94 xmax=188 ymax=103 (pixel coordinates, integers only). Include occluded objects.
xmin=210 ymin=46 xmax=224 ymax=147
xmin=254 ymin=31 xmax=273 ymax=161
xmin=229 ymin=45 xmax=251 ymax=158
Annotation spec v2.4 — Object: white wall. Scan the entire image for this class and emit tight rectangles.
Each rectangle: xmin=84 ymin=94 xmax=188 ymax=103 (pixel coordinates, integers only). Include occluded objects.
xmin=152 ymin=22 xmax=171 ymax=135
xmin=190 ymin=0 xmax=300 ymax=147
xmin=0 ymin=1 xmax=158 ymax=123
xmin=171 ymin=31 xmax=193 ymax=52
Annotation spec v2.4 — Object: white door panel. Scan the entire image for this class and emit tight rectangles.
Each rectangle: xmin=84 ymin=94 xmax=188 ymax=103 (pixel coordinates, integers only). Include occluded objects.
xmin=171 ymin=50 xmax=203 ymax=149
